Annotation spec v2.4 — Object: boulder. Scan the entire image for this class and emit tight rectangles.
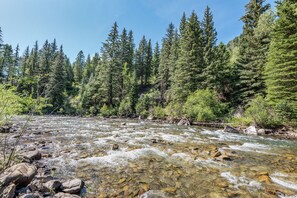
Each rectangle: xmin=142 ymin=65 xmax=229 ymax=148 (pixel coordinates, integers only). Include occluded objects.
xmin=224 ymin=125 xmax=239 ymax=133
xmin=147 ymin=115 xmax=155 ymax=121
xmin=112 ymin=144 xmax=119 ymax=150
xmin=244 ymin=126 xmax=257 ymax=135
xmin=43 ymin=180 xmax=61 ymax=192
xmin=0 ymin=163 xmax=37 ymax=188
xmin=177 ymin=119 xmax=190 ymax=126
xmin=61 ymin=179 xmax=84 ymax=194
xmin=0 ymin=125 xmax=11 ymax=133
xmin=0 ymin=183 xmax=16 ymax=198
xmin=54 ymin=192 xmax=81 ymax=198
xmin=257 ymin=129 xmax=266 ymax=135
xmin=21 ymin=150 xmax=42 ymax=162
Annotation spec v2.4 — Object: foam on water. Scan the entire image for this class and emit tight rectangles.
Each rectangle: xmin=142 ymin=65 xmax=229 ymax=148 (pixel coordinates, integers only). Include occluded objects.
xmin=227 ymin=142 xmax=277 ymax=155
xmin=271 ymin=177 xmax=297 ymax=191
xmin=221 ymin=172 xmax=262 ymax=190
xmin=78 ymin=147 xmax=168 ymax=166
xmin=161 ymin=134 xmax=187 ymax=143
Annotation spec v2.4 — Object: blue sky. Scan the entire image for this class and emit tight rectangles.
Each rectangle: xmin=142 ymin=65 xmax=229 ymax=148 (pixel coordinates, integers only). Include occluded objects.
xmin=0 ymin=0 xmax=275 ymax=62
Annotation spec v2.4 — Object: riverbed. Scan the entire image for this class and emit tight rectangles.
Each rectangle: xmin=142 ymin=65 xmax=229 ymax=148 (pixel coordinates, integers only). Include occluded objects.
xmin=6 ymin=116 xmax=297 ymax=197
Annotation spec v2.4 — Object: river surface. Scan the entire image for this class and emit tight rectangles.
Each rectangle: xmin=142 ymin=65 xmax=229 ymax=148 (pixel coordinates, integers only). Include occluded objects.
xmin=8 ymin=116 xmax=297 ymax=197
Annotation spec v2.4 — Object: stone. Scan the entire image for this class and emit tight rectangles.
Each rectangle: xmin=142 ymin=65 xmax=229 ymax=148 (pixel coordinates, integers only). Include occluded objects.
xmin=224 ymin=125 xmax=239 ymax=133
xmin=61 ymin=178 xmax=84 ymax=194
xmin=43 ymin=180 xmax=62 ymax=192
xmin=0 ymin=163 xmax=37 ymax=187
xmin=177 ymin=119 xmax=190 ymax=126
xmin=21 ymin=150 xmax=42 ymax=162
xmin=0 ymin=183 xmax=16 ymax=198
xmin=121 ymin=122 xmax=126 ymax=126
xmin=257 ymin=129 xmax=266 ymax=135
xmin=257 ymin=172 xmax=272 ymax=183
xmin=147 ymin=115 xmax=155 ymax=121
xmin=0 ymin=125 xmax=11 ymax=133
xmin=151 ymin=139 xmax=157 ymax=143
xmin=54 ymin=192 xmax=81 ymax=198
xmin=244 ymin=126 xmax=257 ymax=135
xmin=112 ymin=144 xmax=119 ymax=150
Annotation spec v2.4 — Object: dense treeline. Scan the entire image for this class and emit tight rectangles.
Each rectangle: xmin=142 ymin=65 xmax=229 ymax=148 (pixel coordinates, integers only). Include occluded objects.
xmin=0 ymin=0 xmax=296 ymax=127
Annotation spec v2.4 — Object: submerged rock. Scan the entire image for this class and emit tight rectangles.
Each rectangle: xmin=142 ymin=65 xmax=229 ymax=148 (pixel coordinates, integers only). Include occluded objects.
xmin=112 ymin=144 xmax=119 ymax=150
xmin=61 ymin=179 xmax=84 ymax=194
xmin=0 ymin=163 xmax=37 ymax=188
xmin=224 ymin=125 xmax=239 ymax=133
xmin=0 ymin=125 xmax=11 ymax=133
xmin=21 ymin=150 xmax=42 ymax=162
xmin=0 ymin=183 xmax=16 ymax=198
xmin=177 ymin=119 xmax=190 ymax=126
xmin=244 ymin=126 xmax=257 ymax=135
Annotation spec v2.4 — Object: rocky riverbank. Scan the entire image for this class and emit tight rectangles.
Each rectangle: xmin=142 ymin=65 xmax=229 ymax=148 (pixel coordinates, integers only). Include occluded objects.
xmin=0 ymin=124 xmax=85 ymax=198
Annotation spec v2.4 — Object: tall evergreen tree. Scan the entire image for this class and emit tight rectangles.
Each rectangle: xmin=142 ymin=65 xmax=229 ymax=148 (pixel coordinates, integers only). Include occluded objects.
xmin=0 ymin=44 xmax=14 ymax=82
xmin=28 ymin=41 xmax=39 ymax=77
xmin=73 ymin=50 xmax=85 ymax=83
xmin=158 ymin=23 xmax=175 ymax=106
xmin=168 ymin=30 xmax=179 ymax=85
xmin=151 ymin=42 xmax=160 ymax=80
xmin=171 ymin=11 xmax=204 ymax=102
xmin=20 ymin=46 xmax=30 ymax=77
xmin=144 ymin=39 xmax=152 ymax=86
xmin=202 ymin=6 xmax=217 ymax=88
xmin=101 ymin=22 xmax=121 ymax=106
xmin=46 ymin=46 xmax=65 ymax=112
xmin=135 ymin=36 xmax=147 ymax=86
xmin=237 ymin=0 xmax=270 ymax=104
xmin=265 ymin=0 xmax=297 ymax=120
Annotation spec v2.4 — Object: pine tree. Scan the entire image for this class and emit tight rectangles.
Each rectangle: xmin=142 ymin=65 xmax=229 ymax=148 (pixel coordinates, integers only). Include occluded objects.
xmin=144 ymin=39 xmax=152 ymax=86
xmin=171 ymin=11 xmax=204 ymax=102
xmin=168 ymin=30 xmax=179 ymax=85
xmin=237 ymin=0 xmax=270 ymax=105
xmin=202 ymin=6 xmax=217 ymax=88
xmin=20 ymin=46 xmax=30 ymax=77
xmin=101 ymin=22 xmax=121 ymax=106
xmin=0 ymin=44 xmax=14 ymax=82
xmin=127 ymin=30 xmax=135 ymax=72
xmin=151 ymin=42 xmax=160 ymax=81
xmin=39 ymin=40 xmax=52 ymax=96
xmin=46 ymin=46 xmax=65 ymax=112
xmin=135 ymin=36 xmax=147 ymax=86
xmin=265 ymin=0 xmax=297 ymax=120
xmin=82 ymin=54 xmax=92 ymax=83
xmin=73 ymin=50 xmax=85 ymax=83
xmin=28 ymin=41 xmax=39 ymax=77
xmin=180 ymin=13 xmax=187 ymax=36
xmin=158 ymin=23 xmax=175 ymax=106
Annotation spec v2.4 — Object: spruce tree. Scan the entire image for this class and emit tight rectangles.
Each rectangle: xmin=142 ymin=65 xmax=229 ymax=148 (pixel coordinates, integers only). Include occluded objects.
xmin=144 ymin=39 xmax=152 ymax=86
xmin=171 ymin=11 xmax=204 ymax=102
xmin=237 ymin=0 xmax=270 ymax=104
xmin=20 ymin=46 xmax=30 ymax=77
xmin=1 ymin=44 xmax=14 ymax=82
xmin=265 ymin=0 xmax=297 ymax=120
xmin=46 ymin=46 xmax=65 ymax=112
xmin=168 ymin=30 xmax=179 ymax=85
xmin=0 ymin=27 xmax=3 ymax=49
xmin=158 ymin=23 xmax=175 ymax=106
xmin=135 ymin=36 xmax=147 ymax=86
xmin=151 ymin=42 xmax=160 ymax=81
xmin=202 ymin=6 xmax=217 ymax=88
xmin=73 ymin=50 xmax=85 ymax=84
xmin=39 ymin=40 xmax=52 ymax=96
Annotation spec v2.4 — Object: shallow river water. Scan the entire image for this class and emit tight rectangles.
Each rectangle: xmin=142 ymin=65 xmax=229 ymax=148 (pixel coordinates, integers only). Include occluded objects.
xmin=9 ymin=116 xmax=297 ymax=197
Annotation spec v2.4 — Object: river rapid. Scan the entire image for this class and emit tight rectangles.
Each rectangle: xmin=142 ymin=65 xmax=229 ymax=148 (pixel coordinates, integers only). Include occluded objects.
xmin=7 ymin=116 xmax=297 ymax=197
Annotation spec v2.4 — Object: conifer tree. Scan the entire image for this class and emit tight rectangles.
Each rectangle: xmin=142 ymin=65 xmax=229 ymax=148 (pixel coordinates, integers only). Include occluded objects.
xmin=20 ymin=46 xmax=30 ymax=77
xmin=73 ymin=50 xmax=85 ymax=84
xmin=135 ymin=36 xmax=147 ymax=86
xmin=237 ymin=0 xmax=270 ymax=104
xmin=1 ymin=44 xmax=14 ymax=82
xmin=151 ymin=42 xmax=160 ymax=80
xmin=171 ymin=11 xmax=204 ymax=102
xmin=0 ymin=27 xmax=3 ymax=49
xmin=39 ymin=40 xmax=52 ymax=96
xmin=46 ymin=46 xmax=65 ymax=112
xmin=168 ymin=30 xmax=179 ymax=85
xmin=127 ymin=30 xmax=135 ymax=72
xmin=28 ymin=41 xmax=39 ymax=77
xmin=180 ymin=13 xmax=187 ymax=36
xmin=144 ymin=39 xmax=152 ymax=86
xmin=101 ymin=22 xmax=121 ymax=106
xmin=265 ymin=0 xmax=297 ymax=120
xmin=158 ymin=23 xmax=175 ymax=106
xmin=202 ymin=6 xmax=217 ymax=88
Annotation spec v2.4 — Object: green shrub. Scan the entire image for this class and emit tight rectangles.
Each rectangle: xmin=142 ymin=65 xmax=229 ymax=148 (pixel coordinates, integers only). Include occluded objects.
xmin=245 ymin=96 xmax=282 ymax=128
xmin=183 ymin=89 xmax=226 ymax=121
xmin=150 ymin=106 xmax=166 ymax=119
xmin=165 ymin=102 xmax=183 ymax=118
xmin=0 ymin=85 xmax=23 ymax=125
xmin=100 ymin=104 xmax=116 ymax=117
xmin=118 ymin=98 xmax=133 ymax=116
xmin=136 ymin=89 xmax=159 ymax=117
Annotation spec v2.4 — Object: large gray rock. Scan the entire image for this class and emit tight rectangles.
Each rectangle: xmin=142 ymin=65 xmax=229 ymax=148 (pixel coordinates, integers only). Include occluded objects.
xmin=21 ymin=150 xmax=42 ymax=162
xmin=54 ymin=192 xmax=81 ymax=198
xmin=43 ymin=180 xmax=61 ymax=192
xmin=0 ymin=163 xmax=37 ymax=188
xmin=224 ymin=125 xmax=239 ymax=133
xmin=0 ymin=183 xmax=16 ymax=198
xmin=61 ymin=179 xmax=84 ymax=194
xmin=244 ymin=126 xmax=257 ymax=135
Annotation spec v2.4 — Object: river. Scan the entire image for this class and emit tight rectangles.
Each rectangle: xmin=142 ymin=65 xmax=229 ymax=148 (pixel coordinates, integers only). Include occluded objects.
xmin=8 ymin=116 xmax=297 ymax=197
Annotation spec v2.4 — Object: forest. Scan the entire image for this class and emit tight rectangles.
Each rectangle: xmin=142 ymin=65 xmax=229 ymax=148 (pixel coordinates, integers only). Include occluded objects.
xmin=0 ymin=0 xmax=296 ymax=128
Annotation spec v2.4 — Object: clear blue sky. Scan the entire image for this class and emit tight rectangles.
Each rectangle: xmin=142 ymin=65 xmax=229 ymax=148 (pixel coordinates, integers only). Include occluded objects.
xmin=0 ymin=0 xmax=275 ymax=62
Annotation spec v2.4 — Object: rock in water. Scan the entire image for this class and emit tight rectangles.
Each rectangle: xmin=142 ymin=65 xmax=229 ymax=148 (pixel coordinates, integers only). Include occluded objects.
xmin=43 ymin=180 xmax=62 ymax=192
xmin=55 ymin=192 xmax=81 ymax=198
xmin=178 ymin=119 xmax=190 ymax=126
xmin=0 ymin=183 xmax=16 ymax=198
xmin=0 ymin=163 xmax=37 ymax=188
xmin=244 ymin=126 xmax=257 ymax=135
xmin=61 ymin=179 xmax=84 ymax=194
xmin=21 ymin=150 xmax=42 ymax=162
xmin=112 ymin=144 xmax=119 ymax=150
xmin=0 ymin=125 xmax=11 ymax=133
xmin=224 ymin=125 xmax=239 ymax=133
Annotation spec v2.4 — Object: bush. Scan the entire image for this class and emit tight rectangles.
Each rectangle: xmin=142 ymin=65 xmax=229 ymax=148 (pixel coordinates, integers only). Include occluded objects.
xmin=100 ymin=104 xmax=116 ymax=117
xmin=165 ymin=102 xmax=183 ymax=118
xmin=183 ymin=89 xmax=226 ymax=122
xmin=150 ymin=106 xmax=166 ymax=119
xmin=135 ymin=89 xmax=159 ymax=117
xmin=245 ymin=96 xmax=282 ymax=128
xmin=118 ymin=98 xmax=133 ymax=116
xmin=0 ymin=85 xmax=23 ymax=125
